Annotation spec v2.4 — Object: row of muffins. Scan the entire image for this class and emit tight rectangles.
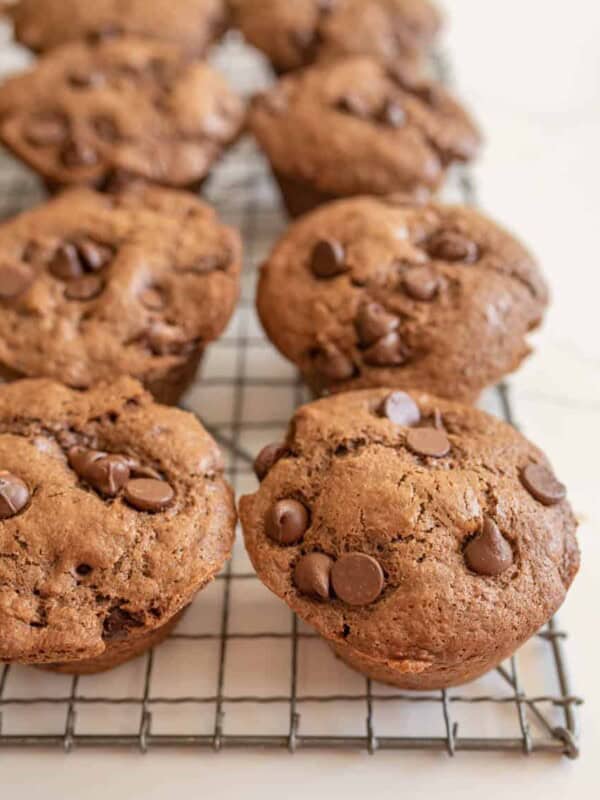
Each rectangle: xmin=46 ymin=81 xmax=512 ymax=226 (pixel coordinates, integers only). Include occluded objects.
xmin=0 ymin=0 xmax=578 ymax=687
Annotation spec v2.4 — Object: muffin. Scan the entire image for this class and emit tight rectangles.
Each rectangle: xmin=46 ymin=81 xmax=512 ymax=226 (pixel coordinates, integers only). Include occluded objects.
xmin=240 ymin=389 xmax=579 ymax=690
xmin=0 ymin=377 xmax=236 ymax=674
xmin=0 ymin=184 xmax=241 ymax=404
xmin=0 ymin=37 xmax=244 ymax=192
xmin=231 ymin=0 xmax=441 ymax=76
xmin=256 ymin=195 xmax=548 ymax=403
xmin=249 ymin=57 xmax=480 ymax=215
xmin=4 ymin=0 xmax=228 ymax=57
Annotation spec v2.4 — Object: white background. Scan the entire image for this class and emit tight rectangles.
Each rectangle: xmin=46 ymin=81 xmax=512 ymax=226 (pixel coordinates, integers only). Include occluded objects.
xmin=1 ymin=0 xmax=600 ymax=795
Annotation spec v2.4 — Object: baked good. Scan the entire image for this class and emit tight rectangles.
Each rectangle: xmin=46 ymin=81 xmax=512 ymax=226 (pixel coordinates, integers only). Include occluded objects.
xmin=231 ymin=0 xmax=441 ymax=75
xmin=240 ymin=389 xmax=579 ymax=689
xmin=0 ymin=185 xmax=241 ymax=404
xmin=0 ymin=377 xmax=236 ymax=673
xmin=5 ymin=0 xmax=228 ymax=57
xmin=0 ymin=37 xmax=244 ymax=192
xmin=249 ymin=57 xmax=480 ymax=215
xmin=256 ymin=195 xmax=547 ymax=403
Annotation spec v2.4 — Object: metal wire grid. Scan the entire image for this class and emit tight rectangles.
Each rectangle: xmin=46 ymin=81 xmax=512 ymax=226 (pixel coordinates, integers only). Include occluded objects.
xmin=0 ymin=34 xmax=582 ymax=756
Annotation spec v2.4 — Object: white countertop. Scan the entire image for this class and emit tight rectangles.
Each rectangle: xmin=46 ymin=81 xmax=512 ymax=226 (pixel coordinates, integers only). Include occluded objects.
xmin=1 ymin=0 xmax=599 ymax=796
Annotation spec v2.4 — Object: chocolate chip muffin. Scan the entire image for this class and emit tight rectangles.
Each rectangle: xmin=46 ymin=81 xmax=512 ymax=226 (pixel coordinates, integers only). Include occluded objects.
xmin=0 ymin=37 xmax=244 ymax=192
xmin=5 ymin=0 xmax=227 ymax=57
xmin=249 ymin=57 xmax=480 ymax=215
xmin=240 ymin=389 xmax=579 ymax=690
xmin=0 ymin=185 xmax=241 ymax=404
xmin=231 ymin=0 xmax=441 ymax=76
xmin=0 ymin=377 xmax=236 ymax=673
xmin=257 ymin=196 xmax=547 ymax=403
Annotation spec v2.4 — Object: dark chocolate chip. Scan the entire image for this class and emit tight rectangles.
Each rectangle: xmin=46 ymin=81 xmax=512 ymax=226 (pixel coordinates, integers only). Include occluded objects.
xmin=254 ymin=442 xmax=287 ymax=481
xmin=68 ymin=69 xmax=105 ymax=89
xmin=380 ymin=391 xmax=420 ymax=426
xmin=355 ymin=302 xmax=398 ymax=346
xmin=402 ymin=266 xmax=439 ymax=301
xmin=102 ymin=606 xmax=142 ymax=641
xmin=337 ymin=93 xmax=370 ymax=118
xmin=427 ymin=231 xmax=479 ymax=263
xmin=24 ymin=112 xmax=68 ymax=146
xmin=313 ymin=342 xmax=355 ymax=381
xmin=379 ymin=100 xmax=406 ymax=128
xmin=520 ymin=463 xmax=566 ymax=506
xmin=88 ymin=24 xmax=123 ymax=43
xmin=363 ymin=331 xmax=407 ymax=367
xmin=294 ymin=553 xmax=333 ymax=599
xmin=0 ymin=263 xmax=35 ymax=298
xmin=61 ymin=139 xmax=98 ymax=168
xmin=68 ymin=447 xmax=130 ymax=497
xmin=49 ymin=243 xmax=84 ymax=280
xmin=310 ymin=239 xmax=347 ymax=278
xmin=124 ymin=478 xmax=174 ymax=512
xmin=331 ymin=553 xmax=384 ymax=606
xmin=64 ymin=274 xmax=104 ymax=301
xmin=0 ymin=471 xmax=30 ymax=519
xmin=75 ymin=563 xmax=93 ymax=576
xmin=139 ymin=287 xmax=166 ymax=311
xmin=147 ymin=324 xmax=190 ymax=356
xmin=76 ymin=238 xmax=113 ymax=271
xmin=266 ymin=499 xmax=310 ymax=545
xmin=464 ymin=516 xmax=513 ymax=576
xmin=406 ymin=427 xmax=450 ymax=457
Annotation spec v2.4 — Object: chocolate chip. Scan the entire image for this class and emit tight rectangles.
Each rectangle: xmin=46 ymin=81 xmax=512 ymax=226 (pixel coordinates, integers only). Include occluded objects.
xmin=406 ymin=427 xmax=450 ymax=457
xmin=75 ymin=563 xmax=93 ymax=576
xmin=313 ymin=342 xmax=355 ymax=381
xmin=355 ymin=302 xmax=398 ymax=346
xmin=464 ymin=516 xmax=513 ymax=576
xmin=520 ymin=463 xmax=566 ymax=506
xmin=294 ymin=553 xmax=333 ymax=599
xmin=49 ymin=243 xmax=84 ymax=280
xmin=89 ymin=23 xmax=123 ymax=43
xmin=266 ymin=499 xmax=310 ymax=545
xmin=68 ymin=447 xmax=130 ymax=496
xmin=331 ymin=553 xmax=384 ymax=606
xmin=427 ymin=231 xmax=479 ymax=263
xmin=77 ymin=238 xmax=113 ymax=271
xmin=184 ymin=253 xmax=230 ymax=273
xmin=254 ymin=442 xmax=287 ymax=481
xmin=139 ymin=287 xmax=166 ymax=311
xmin=0 ymin=263 xmax=35 ymax=299
xmin=310 ymin=239 xmax=347 ymax=278
xmin=61 ymin=139 xmax=98 ymax=168
xmin=147 ymin=324 xmax=190 ymax=356
xmin=24 ymin=112 xmax=68 ymax=146
xmin=403 ymin=266 xmax=439 ymax=301
xmin=337 ymin=94 xmax=370 ymax=118
xmin=69 ymin=69 xmax=105 ymax=89
xmin=93 ymin=115 xmax=119 ymax=142
xmin=379 ymin=100 xmax=406 ymax=128
xmin=380 ymin=391 xmax=420 ymax=426
xmin=0 ymin=471 xmax=30 ymax=519
xmin=102 ymin=606 xmax=142 ymax=642
xmin=124 ymin=478 xmax=174 ymax=512
xmin=363 ymin=331 xmax=407 ymax=367
xmin=64 ymin=274 xmax=104 ymax=301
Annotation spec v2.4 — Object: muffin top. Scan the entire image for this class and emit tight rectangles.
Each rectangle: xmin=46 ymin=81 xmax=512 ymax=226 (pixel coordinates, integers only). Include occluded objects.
xmin=240 ymin=389 xmax=579 ymax=672
xmin=0 ymin=37 xmax=244 ymax=190
xmin=6 ymin=0 xmax=228 ymax=57
xmin=0 ymin=185 xmax=241 ymax=392
xmin=257 ymin=195 xmax=547 ymax=402
xmin=0 ymin=377 xmax=236 ymax=665
xmin=249 ymin=57 xmax=479 ymax=200
xmin=231 ymin=0 xmax=441 ymax=74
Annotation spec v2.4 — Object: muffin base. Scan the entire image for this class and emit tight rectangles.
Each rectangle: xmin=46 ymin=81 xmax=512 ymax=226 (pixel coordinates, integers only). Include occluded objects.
xmin=39 ymin=610 xmax=186 ymax=675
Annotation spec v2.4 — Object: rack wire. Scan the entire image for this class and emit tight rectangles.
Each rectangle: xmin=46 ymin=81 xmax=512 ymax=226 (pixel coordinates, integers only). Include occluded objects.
xmin=0 ymin=32 xmax=582 ymax=756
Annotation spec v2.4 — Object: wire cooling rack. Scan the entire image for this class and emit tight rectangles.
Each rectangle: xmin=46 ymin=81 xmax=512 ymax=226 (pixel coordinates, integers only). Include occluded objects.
xmin=0 ymin=30 xmax=582 ymax=756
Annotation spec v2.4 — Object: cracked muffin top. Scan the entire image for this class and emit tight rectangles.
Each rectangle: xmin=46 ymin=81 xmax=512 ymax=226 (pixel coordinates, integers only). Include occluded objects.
xmin=231 ymin=0 xmax=441 ymax=75
xmin=257 ymin=195 xmax=548 ymax=402
xmin=0 ymin=37 xmax=244 ymax=190
xmin=0 ymin=185 xmax=241 ymax=395
xmin=249 ymin=57 xmax=480 ymax=201
xmin=240 ymin=389 xmax=579 ymax=684
xmin=5 ymin=0 xmax=228 ymax=57
xmin=0 ymin=377 xmax=236 ymax=665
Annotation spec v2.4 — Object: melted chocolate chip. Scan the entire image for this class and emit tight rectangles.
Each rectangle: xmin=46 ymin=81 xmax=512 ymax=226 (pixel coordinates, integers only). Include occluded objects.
xmin=49 ymin=243 xmax=84 ymax=280
xmin=68 ymin=69 xmax=106 ymax=89
xmin=310 ymin=239 xmax=347 ymax=278
xmin=147 ymin=324 xmax=190 ymax=356
xmin=379 ymin=99 xmax=406 ymax=128
xmin=520 ymin=463 xmax=566 ymax=506
xmin=337 ymin=93 xmax=370 ymax=118
xmin=380 ymin=391 xmax=421 ymax=427
xmin=102 ymin=606 xmax=142 ymax=641
xmin=331 ymin=553 xmax=384 ymax=606
xmin=0 ymin=471 xmax=30 ymax=519
xmin=464 ymin=516 xmax=513 ymax=576
xmin=355 ymin=302 xmax=398 ymax=346
xmin=254 ymin=442 xmax=288 ymax=481
xmin=64 ymin=274 xmax=104 ymax=301
xmin=313 ymin=342 xmax=355 ymax=381
xmin=406 ymin=427 xmax=450 ymax=457
xmin=61 ymin=139 xmax=99 ymax=168
xmin=24 ymin=112 xmax=69 ymax=146
xmin=402 ymin=266 xmax=439 ymax=301
xmin=363 ymin=331 xmax=407 ymax=367
xmin=427 ymin=231 xmax=479 ymax=263
xmin=266 ymin=499 xmax=310 ymax=545
xmin=124 ymin=478 xmax=174 ymax=512
xmin=0 ymin=263 xmax=35 ymax=299
xmin=77 ymin=238 xmax=113 ymax=271
xmin=294 ymin=553 xmax=333 ymax=599
xmin=68 ymin=447 xmax=130 ymax=497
